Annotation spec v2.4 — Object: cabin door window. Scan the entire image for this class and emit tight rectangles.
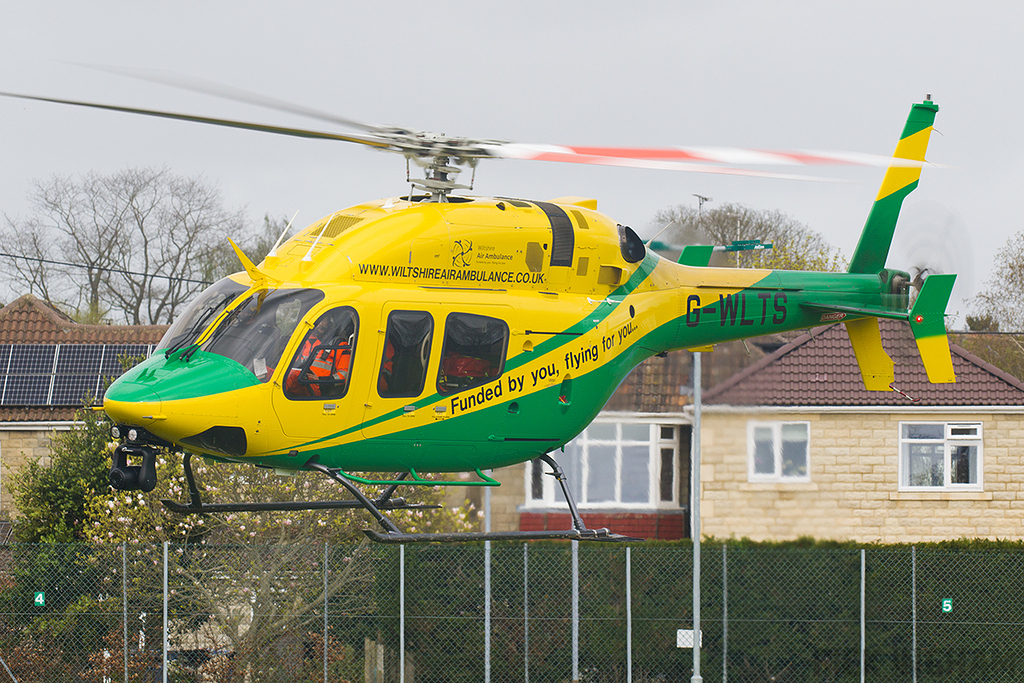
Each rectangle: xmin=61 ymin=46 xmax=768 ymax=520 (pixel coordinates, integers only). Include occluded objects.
xmin=436 ymin=313 xmax=509 ymax=396
xmin=377 ymin=311 xmax=434 ymax=398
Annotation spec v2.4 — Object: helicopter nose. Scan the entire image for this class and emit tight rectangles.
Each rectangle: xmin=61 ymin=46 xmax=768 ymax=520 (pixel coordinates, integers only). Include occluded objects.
xmin=104 ymin=382 xmax=164 ymax=427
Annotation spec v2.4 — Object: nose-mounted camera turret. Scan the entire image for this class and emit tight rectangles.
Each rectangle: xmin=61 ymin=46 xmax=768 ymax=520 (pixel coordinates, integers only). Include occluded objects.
xmin=109 ymin=425 xmax=169 ymax=492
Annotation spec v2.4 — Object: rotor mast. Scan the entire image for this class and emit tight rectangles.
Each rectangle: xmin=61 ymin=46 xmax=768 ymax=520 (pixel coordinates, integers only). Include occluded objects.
xmin=407 ymin=153 xmax=474 ymax=202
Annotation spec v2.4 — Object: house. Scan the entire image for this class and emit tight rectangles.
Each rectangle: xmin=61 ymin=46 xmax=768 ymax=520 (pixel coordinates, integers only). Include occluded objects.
xmin=700 ymin=319 xmax=1024 ymax=543
xmin=0 ymin=294 xmax=166 ymax=515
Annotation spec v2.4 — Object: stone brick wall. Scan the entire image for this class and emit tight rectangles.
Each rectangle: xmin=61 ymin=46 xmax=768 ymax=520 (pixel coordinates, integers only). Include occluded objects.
xmin=700 ymin=410 xmax=1024 ymax=543
xmin=0 ymin=424 xmax=72 ymax=516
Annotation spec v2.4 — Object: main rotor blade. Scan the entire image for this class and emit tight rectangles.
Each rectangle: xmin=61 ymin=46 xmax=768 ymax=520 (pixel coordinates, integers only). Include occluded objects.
xmin=80 ymin=63 xmax=384 ymax=134
xmin=480 ymin=143 xmax=847 ymax=181
xmin=487 ymin=142 xmax=931 ymax=169
xmin=0 ymin=91 xmax=391 ymax=149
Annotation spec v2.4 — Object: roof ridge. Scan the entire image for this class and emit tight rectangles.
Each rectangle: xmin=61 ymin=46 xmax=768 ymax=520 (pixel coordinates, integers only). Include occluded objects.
xmin=950 ymin=342 xmax=1024 ymax=391
xmin=0 ymin=293 xmax=168 ymax=344
xmin=0 ymin=293 xmax=75 ymax=328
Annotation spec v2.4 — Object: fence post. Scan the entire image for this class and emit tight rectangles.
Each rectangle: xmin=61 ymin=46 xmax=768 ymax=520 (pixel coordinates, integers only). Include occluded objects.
xmin=860 ymin=549 xmax=865 ymax=683
xmin=324 ymin=542 xmax=328 ymax=683
xmin=912 ymin=546 xmax=917 ymax=683
xmin=485 ymin=539 xmax=491 ymax=683
xmin=485 ymin=477 xmax=492 ymax=683
xmin=722 ymin=544 xmax=727 ymax=683
xmin=572 ymin=539 xmax=579 ymax=683
xmin=691 ymin=350 xmax=703 ymax=683
xmin=626 ymin=546 xmax=632 ymax=683
xmin=162 ymin=541 xmax=168 ymax=683
xmin=400 ymin=544 xmax=406 ymax=683
xmin=123 ymin=542 xmax=128 ymax=683
xmin=524 ymin=544 xmax=530 ymax=683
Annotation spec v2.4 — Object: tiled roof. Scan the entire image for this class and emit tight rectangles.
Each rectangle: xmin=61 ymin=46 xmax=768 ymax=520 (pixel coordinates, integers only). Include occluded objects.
xmin=705 ymin=319 xmax=1024 ymax=407
xmin=0 ymin=294 xmax=167 ymax=344
xmin=0 ymin=295 xmax=169 ymax=422
xmin=603 ymin=336 xmax=792 ymax=413
xmin=604 ymin=350 xmax=691 ymax=413
xmin=0 ymin=405 xmax=83 ymax=422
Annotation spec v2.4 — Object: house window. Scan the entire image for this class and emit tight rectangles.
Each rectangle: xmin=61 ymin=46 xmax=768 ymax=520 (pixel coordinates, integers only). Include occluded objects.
xmin=526 ymin=420 xmax=682 ymax=509
xmin=748 ymin=421 xmax=810 ymax=482
xmin=899 ymin=422 xmax=983 ymax=490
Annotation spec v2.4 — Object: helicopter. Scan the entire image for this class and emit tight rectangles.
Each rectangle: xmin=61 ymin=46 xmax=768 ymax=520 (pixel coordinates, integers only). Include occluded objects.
xmin=0 ymin=79 xmax=954 ymax=543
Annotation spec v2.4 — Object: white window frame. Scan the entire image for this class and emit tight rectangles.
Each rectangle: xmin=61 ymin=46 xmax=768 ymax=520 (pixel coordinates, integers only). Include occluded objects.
xmin=898 ymin=421 xmax=984 ymax=491
xmin=524 ymin=417 xmax=683 ymax=510
xmin=747 ymin=420 xmax=811 ymax=483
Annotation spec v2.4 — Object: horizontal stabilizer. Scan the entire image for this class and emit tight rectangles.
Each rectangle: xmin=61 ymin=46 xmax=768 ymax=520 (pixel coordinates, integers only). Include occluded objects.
xmin=801 ymin=301 xmax=908 ymax=322
xmin=909 ymin=273 xmax=957 ymax=384
xmin=678 ymin=244 xmax=714 ymax=267
xmin=845 ymin=318 xmax=894 ymax=391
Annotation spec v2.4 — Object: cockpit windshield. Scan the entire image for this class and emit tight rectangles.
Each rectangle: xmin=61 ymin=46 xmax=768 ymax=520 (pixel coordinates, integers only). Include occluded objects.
xmin=156 ymin=277 xmax=249 ymax=353
xmin=202 ymin=288 xmax=325 ymax=382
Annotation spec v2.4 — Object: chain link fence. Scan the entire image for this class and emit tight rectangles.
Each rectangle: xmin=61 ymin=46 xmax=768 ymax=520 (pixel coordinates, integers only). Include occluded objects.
xmin=0 ymin=542 xmax=1022 ymax=682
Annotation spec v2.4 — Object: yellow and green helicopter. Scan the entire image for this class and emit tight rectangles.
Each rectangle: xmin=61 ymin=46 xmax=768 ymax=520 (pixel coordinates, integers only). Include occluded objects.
xmin=1 ymin=81 xmax=953 ymax=543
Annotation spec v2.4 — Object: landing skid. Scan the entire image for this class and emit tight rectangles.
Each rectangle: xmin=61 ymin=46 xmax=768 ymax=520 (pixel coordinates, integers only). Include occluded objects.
xmin=163 ymin=453 xmax=642 ymax=544
xmin=364 ymin=528 xmax=639 ymax=544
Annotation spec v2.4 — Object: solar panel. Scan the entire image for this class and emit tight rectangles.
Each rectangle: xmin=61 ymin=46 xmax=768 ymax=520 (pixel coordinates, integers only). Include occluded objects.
xmin=51 ymin=374 xmax=102 ymax=405
xmin=10 ymin=345 xmax=56 ymax=375
xmin=0 ymin=345 xmax=10 ymax=404
xmin=0 ymin=343 xmax=154 ymax=407
xmin=3 ymin=374 xmax=51 ymax=405
xmin=55 ymin=344 xmax=103 ymax=375
xmin=100 ymin=344 xmax=151 ymax=376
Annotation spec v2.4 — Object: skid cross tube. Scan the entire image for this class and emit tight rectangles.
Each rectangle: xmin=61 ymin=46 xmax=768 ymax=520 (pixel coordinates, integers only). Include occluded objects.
xmin=161 ymin=454 xmax=437 ymax=515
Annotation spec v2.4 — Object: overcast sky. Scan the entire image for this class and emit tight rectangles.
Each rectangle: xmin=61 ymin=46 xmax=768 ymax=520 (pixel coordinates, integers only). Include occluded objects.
xmin=2 ymin=2 xmax=1021 ymax=324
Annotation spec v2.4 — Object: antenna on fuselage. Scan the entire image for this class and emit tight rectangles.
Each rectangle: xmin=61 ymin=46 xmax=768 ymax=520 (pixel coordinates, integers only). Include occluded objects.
xmin=268 ymin=209 xmax=299 ymax=258
xmin=302 ymin=212 xmax=335 ymax=262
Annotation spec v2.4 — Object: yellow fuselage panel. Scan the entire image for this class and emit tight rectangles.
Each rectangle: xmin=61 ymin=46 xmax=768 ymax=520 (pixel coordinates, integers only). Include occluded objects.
xmin=256 ymin=198 xmax=644 ymax=296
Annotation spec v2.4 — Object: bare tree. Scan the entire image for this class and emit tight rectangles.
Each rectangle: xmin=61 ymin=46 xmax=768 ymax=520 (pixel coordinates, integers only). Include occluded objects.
xmin=2 ymin=167 xmax=248 ymax=324
xmin=652 ymin=202 xmax=846 ymax=272
xmin=972 ymin=230 xmax=1024 ymax=333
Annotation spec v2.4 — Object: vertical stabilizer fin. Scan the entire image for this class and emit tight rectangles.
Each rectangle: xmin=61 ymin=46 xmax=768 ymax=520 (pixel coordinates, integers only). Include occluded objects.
xmin=908 ymin=273 xmax=957 ymax=384
xmin=848 ymin=99 xmax=939 ymax=274
xmin=845 ymin=318 xmax=895 ymax=391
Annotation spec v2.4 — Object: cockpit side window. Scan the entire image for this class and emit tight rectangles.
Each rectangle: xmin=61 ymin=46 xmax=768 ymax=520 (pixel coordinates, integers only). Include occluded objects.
xmin=285 ymin=307 xmax=358 ymax=400
xmin=436 ymin=313 xmax=508 ymax=396
xmin=378 ymin=311 xmax=433 ymax=398
xmin=203 ymin=288 xmax=324 ymax=382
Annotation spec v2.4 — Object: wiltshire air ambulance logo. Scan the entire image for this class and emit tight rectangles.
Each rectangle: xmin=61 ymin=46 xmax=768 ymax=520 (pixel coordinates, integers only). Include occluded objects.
xmin=452 ymin=239 xmax=473 ymax=267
